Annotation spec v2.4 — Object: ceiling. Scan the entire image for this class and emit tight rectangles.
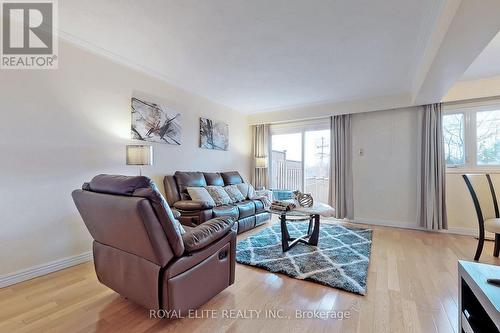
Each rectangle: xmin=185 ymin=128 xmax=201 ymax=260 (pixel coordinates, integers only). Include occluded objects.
xmin=461 ymin=31 xmax=500 ymax=81
xmin=58 ymin=0 xmax=500 ymax=114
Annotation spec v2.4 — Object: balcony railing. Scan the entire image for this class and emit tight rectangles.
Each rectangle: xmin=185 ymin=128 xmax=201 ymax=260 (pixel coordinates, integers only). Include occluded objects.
xmin=305 ymin=177 xmax=329 ymax=203
xmin=271 ymin=150 xmax=330 ymax=204
xmin=272 ymin=160 xmax=302 ymax=191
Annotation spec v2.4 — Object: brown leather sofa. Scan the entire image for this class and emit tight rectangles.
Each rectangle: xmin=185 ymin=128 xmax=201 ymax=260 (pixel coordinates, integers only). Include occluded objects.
xmin=72 ymin=174 xmax=236 ymax=313
xmin=164 ymin=171 xmax=271 ymax=233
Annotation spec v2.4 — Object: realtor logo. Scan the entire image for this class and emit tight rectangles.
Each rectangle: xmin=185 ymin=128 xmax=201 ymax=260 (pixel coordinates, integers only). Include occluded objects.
xmin=1 ymin=0 xmax=58 ymax=69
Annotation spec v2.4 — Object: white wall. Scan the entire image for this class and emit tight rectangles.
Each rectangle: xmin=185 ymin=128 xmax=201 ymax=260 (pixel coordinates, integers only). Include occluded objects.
xmin=264 ymin=103 xmax=481 ymax=234
xmin=353 ymin=108 xmax=480 ymax=233
xmin=0 ymin=41 xmax=252 ymax=277
xmin=443 ymin=75 xmax=500 ymax=102
xmin=446 ymin=173 xmax=478 ymax=231
xmin=351 ymin=108 xmax=419 ymax=227
xmin=248 ymin=93 xmax=412 ymax=125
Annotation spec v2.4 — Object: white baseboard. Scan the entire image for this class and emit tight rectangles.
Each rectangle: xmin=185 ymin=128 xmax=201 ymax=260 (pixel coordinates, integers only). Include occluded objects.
xmin=443 ymin=227 xmax=496 ymax=240
xmin=353 ymin=218 xmax=489 ymax=238
xmin=353 ymin=218 xmax=426 ymax=231
xmin=0 ymin=251 xmax=93 ymax=289
xmin=444 ymin=227 xmax=477 ymax=237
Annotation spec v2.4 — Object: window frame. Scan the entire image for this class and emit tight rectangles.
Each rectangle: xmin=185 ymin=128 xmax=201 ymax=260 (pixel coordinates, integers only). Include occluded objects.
xmin=443 ymin=101 xmax=500 ymax=173
xmin=442 ymin=111 xmax=467 ymax=168
xmin=269 ymin=118 xmax=330 ymax=191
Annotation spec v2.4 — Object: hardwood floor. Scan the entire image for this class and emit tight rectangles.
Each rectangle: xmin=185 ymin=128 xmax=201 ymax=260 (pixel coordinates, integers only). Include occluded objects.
xmin=1 ymin=220 xmax=499 ymax=333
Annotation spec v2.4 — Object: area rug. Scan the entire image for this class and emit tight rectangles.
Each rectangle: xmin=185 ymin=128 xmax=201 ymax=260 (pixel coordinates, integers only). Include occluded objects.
xmin=236 ymin=221 xmax=372 ymax=295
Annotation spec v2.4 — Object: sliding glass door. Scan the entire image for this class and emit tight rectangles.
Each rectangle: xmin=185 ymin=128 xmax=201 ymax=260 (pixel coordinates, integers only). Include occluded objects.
xmin=270 ymin=132 xmax=303 ymax=194
xmin=304 ymin=129 xmax=330 ymax=203
xmin=270 ymin=120 xmax=331 ymax=204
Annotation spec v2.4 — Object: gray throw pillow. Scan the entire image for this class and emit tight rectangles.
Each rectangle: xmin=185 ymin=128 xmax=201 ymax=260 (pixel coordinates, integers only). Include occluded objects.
xmin=224 ymin=185 xmax=245 ymax=203
xmin=236 ymin=183 xmax=249 ymax=199
xmin=247 ymin=184 xmax=257 ymax=199
xmin=186 ymin=187 xmax=216 ymax=207
xmin=206 ymin=186 xmax=232 ymax=206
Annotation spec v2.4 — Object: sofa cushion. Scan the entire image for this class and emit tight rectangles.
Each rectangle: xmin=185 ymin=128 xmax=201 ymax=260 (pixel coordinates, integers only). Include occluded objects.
xmin=234 ymin=200 xmax=255 ymax=218
xmin=255 ymin=212 xmax=271 ymax=226
xmin=237 ymin=216 xmax=256 ymax=233
xmin=186 ymin=187 xmax=216 ymax=207
xmin=212 ymin=205 xmax=239 ymax=220
xmin=174 ymin=172 xmax=207 ymax=200
xmin=181 ymin=217 xmax=234 ymax=253
xmin=221 ymin=171 xmax=244 ymax=185
xmin=203 ymin=172 xmax=224 ymax=186
xmin=206 ymin=186 xmax=232 ymax=206
xmin=173 ymin=200 xmax=214 ymax=211
xmin=252 ymin=199 xmax=265 ymax=213
xmin=224 ymin=185 xmax=245 ymax=203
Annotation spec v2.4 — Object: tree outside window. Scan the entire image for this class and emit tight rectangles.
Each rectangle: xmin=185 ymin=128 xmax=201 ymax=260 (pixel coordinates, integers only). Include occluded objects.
xmin=443 ymin=113 xmax=465 ymax=166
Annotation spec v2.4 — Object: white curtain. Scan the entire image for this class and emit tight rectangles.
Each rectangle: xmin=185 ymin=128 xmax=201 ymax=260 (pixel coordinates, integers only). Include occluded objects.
xmin=252 ymin=124 xmax=270 ymax=189
xmin=418 ymin=103 xmax=447 ymax=230
xmin=330 ymin=115 xmax=354 ymax=219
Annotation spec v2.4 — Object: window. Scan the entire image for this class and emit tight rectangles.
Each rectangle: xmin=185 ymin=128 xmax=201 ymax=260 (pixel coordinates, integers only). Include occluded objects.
xmin=443 ymin=104 xmax=500 ymax=169
xmin=476 ymin=110 xmax=500 ymax=165
xmin=269 ymin=119 xmax=331 ymax=204
xmin=304 ymin=130 xmax=330 ymax=203
xmin=443 ymin=113 xmax=465 ymax=166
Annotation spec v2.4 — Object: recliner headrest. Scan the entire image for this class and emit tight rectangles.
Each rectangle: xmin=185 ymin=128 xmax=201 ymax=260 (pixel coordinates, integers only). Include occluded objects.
xmin=83 ymin=174 xmax=153 ymax=196
xmin=82 ymin=174 xmax=186 ymax=256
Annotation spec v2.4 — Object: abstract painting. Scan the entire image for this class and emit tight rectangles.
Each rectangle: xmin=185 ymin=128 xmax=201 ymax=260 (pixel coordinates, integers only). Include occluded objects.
xmin=131 ymin=97 xmax=181 ymax=145
xmin=200 ymin=117 xmax=229 ymax=151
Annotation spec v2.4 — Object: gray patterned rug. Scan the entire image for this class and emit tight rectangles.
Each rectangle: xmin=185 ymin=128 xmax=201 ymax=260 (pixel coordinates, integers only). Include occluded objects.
xmin=236 ymin=221 xmax=372 ymax=295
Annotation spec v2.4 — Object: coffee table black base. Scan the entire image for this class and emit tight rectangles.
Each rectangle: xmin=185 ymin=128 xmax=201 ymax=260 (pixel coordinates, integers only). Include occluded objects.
xmin=280 ymin=213 xmax=320 ymax=252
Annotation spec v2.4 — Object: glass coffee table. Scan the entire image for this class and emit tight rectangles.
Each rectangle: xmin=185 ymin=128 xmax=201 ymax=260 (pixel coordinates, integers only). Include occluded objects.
xmin=267 ymin=202 xmax=335 ymax=252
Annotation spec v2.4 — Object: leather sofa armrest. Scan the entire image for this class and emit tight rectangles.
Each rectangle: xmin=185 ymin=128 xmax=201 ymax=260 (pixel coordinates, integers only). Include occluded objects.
xmin=171 ymin=209 xmax=181 ymax=219
xmin=173 ymin=200 xmax=214 ymax=211
xmin=181 ymin=217 xmax=235 ymax=253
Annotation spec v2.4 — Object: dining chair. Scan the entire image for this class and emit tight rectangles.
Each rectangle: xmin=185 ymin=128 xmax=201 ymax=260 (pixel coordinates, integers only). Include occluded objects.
xmin=462 ymin=174 xmax=500 ymax=261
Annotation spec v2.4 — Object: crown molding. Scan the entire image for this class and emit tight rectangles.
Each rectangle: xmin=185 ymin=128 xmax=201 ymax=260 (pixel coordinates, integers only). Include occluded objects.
xmin=57 ymin=30 xmax=246 ymax=115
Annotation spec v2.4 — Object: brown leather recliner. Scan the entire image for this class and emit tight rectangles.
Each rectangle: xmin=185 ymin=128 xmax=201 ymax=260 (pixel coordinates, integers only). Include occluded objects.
xmin=72 ymin=174 xmax=236 ymax=313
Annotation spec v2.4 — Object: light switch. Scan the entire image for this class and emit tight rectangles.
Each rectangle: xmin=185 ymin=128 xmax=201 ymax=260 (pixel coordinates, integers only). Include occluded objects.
xmin=359 ymin=148 xmax=364 ymax=156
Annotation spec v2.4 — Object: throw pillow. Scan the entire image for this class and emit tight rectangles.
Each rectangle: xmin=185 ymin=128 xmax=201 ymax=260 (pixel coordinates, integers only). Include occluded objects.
xmin=186 ymin=187 xmax=216 ymax=207
xmin=247 ymin=184 xmax=257 ymax=199
xmin=245 ymin=184 xmax=272 ymax=207
xmin=236 ymin=183 xmax=257 ymax=199
xmin=206 ymin=186 xmax=232 ymax=206
xmin=254 ymin=189 xmax=273 ymax=208
xmin=150 ymin=182 xmax=186 ymax=235
xmin=236 ymin=183 xmax=249 ymax=198
xmin=224 ymin=185 xmax=245 ymax=203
